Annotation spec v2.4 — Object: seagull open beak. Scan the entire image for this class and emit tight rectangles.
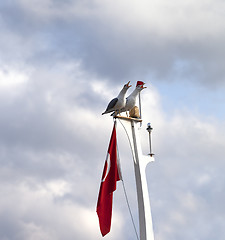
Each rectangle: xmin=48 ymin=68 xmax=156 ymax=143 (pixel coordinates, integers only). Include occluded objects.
xmin=141 ymin=82 xmax=147 ymax=89
xmin=126 ymin=81 xmax=132 ymax=88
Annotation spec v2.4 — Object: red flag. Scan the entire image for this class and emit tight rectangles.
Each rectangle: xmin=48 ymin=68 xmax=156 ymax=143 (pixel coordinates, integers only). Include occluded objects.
xmin=96 ymin=122 xmax=121 ymax=236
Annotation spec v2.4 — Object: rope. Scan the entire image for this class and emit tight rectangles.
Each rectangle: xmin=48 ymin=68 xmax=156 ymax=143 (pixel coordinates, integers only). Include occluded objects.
xmin=116 ymin=119 xmax=140 ymax=240
xmin=121 ymin=179 xmax=140 ymax=240
xmin=118 ymin=119 xmax=136 ymax=162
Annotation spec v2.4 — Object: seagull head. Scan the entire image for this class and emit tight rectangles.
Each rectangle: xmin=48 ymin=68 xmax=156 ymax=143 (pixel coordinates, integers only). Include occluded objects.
xmin=124 ymin=81 xmax=132 ymax=89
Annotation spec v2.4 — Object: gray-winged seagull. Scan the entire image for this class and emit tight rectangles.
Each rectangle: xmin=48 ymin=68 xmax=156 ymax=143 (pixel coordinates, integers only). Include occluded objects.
xmin=102 ymin=81 xmax=131 ymax=115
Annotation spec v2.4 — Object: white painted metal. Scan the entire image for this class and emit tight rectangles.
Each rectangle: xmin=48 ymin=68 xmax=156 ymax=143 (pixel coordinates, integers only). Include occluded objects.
xmin=117 ymin=117 xmax=154 ymax=240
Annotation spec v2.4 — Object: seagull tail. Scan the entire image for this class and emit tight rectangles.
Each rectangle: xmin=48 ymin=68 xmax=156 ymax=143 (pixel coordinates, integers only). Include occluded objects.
xmin=102 ymin=111 xmax=110 ymax=115
xmin=102 ymin=109 xmax=114 ymax=115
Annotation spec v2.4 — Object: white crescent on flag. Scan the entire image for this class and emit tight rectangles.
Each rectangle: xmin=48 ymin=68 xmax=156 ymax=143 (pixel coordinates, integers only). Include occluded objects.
xmin=102 ymin=153 xmax=111 ymax=182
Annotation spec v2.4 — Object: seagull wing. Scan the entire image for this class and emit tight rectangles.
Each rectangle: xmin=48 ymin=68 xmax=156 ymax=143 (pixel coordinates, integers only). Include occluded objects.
xmin=102 ymin=98 xmax=118 ymax=114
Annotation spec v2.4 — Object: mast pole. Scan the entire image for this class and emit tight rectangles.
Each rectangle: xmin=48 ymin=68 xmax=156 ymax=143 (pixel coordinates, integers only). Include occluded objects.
xmin=116 ymin=116 xmax=154 ymax=240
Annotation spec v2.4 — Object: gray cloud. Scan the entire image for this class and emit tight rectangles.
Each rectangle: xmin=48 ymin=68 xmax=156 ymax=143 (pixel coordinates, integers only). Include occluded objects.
xmin=1 ymin=0 xmax=225 ymax=86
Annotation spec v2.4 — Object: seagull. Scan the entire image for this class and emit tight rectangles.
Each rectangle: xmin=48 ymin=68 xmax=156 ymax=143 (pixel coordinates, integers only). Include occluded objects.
xmin=102 ymin=81 xmax=132 ymax=115
xmin=124 ymin=83 xmax=146 ymax=111
xmin=111 ymin=83 xmax=146 ymax=116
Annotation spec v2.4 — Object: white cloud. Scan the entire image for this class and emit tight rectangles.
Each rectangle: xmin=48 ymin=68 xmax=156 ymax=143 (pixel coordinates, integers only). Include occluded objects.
xmin=0 ymin=67 xmax=28 ymax=88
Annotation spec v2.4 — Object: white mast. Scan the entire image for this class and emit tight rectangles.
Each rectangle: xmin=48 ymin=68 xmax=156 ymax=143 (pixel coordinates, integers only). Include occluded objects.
xmin=116 ymin=116 xmax=155 ymax=240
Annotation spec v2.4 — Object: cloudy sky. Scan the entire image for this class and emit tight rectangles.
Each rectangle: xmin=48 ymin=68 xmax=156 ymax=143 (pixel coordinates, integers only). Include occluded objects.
xmin=1 ymin=0 xmax=225 ymax=239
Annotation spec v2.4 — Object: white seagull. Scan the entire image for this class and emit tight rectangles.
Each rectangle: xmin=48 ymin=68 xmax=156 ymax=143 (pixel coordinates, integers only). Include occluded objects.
xmin=102 ymin=81 xmax=132 ymax=115
xmin=112 ymin=83 xmax=146 ymax=116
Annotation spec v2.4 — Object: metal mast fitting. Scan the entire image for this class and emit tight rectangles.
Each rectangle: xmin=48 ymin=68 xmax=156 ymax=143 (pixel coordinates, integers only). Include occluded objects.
xmin=146 ymin=123 xmax=154 ymax=157
xmin=116 ymin=116 xmax=155 ymax=240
